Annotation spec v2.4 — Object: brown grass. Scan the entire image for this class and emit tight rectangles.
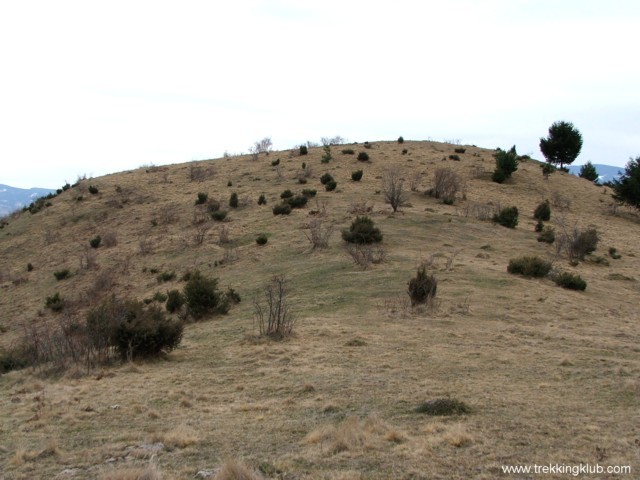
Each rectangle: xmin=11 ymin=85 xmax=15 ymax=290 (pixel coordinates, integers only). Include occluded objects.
xmin=1 ymin=140 xmax=639 ymax=478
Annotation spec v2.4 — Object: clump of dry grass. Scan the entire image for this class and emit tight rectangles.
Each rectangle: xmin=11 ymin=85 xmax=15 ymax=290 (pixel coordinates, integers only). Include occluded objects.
xmin=213 ymin=459 xmax=264 ymax=480
xmin=305 ymin=414 xmax=405 ymax=454
xmin=149 ymin=425 xmax=198 ymax=449
xmin=101 ymin=460 xmax=164 ymax=480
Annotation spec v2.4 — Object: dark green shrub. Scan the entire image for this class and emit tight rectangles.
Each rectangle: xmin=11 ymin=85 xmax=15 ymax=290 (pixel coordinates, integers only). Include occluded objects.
xmin=227 ymin=180 xmax=233 ymax=187
xmin=612 ymin=156 xmax=640 ymax=209
xmin=195 ymin=192 xmax=208 ymax=205
xmin=272 ymin=203 xmax=292 ymax=215
xmin=407 ymin=266 xmax=437 ymax=306
xmin=541 ymin=163 xmax=556 ymax=178
xmin=402 ymin=149 xmax=408 ymax=155
xmin=299 ymin=145 xmax=308 ymax=155
xmin=321 ymin=145 xmax=332 ymax=163
xmin=320 ymin=173 xmax=334 ymax=185
xmin=0 ymin=349 xmax=28 ymax=374
xmin=535 ymin=220 xmax=544 ymax=232
xmin=229 ymin=192 xmax=239 ymax=208
xmin=553 ymin=272 xmax=587 ymax=291
xmin=257 ymin=194 xmax=267 ymax=205
xmin=152 ymin=292 xmax=168 ymax=303
xmin=454 ymin=147 xmax=466 ymax=154
xmin=492 ymin=168 xmax=507 ymax=184
xmin=397 ymin=136 xmax=404 ymax=144
xmin=325 ymin=180 xmax=337 ymax=191
xmin=226 ymin=287 xmax=241 ymax=305
xmin=157 ymin=271 xmax=176 ymax=283
xmin=298 ymin=177 xmax=307 ymax=184
xmin=357 ymin=152 xmax=370 ymax=162
xmin=537 ymin=227 xmax=555 ymax=244
xmin=89 ymin=235 xmax=101 ymax=249
xmin=207 ymin=199 xmax=221 ymax=212
xmin=256 ymin=234 xmax=268 ymax=245
xmin=351 ymin=170 xmax=363 ymax=181
xmin=507 ymin=256 xmax=552 ymax=278
xmin=609 ymin=247 xmax=621 ymax=259
xmin=183 ymin=270 xmax=232 ymax=319
xmin=494 ymin=146 xmax=519 ymax=177
xmin=415 ymin=398 xmax=470 ymax=416
xmin=579 ymin=161 xmax=598 ymax=182
xmin=54 ymin=269 xmax=71 ymax=281
xmin=85 ymin=296 xmax=182 ymax=360
xmin=27 ymin=263 xmax=33 ymax=272
xmin=166 ymin=289 xmax=185 ymax=313
xmin=341 ymin=148 xmax=355 ymax=155
xmin=492 ymin=206 xmax=518 ymax=228
xmin=566 ymin=227 xmax=599 ymax=260
xmin=280 ymin=189 xmax=294 ymax=199
xmin=363 ymin=141 xmax=372 ymax=149
xmin=88 ymin=185 xmax=99 ymax=195
xmin=302 ymin=188 xmax=317 ymax=197
xmin=534 ymin=200 xmax=551 ymax=221
xmin=449 ymin=154 xmax=460 ymax=161
xmin=211 ymin=210 xmax=227 ymax=221
xmin=287 ymin=195 xmax=308 ymax=208
xmin=342 ymin=216 xmax=383 ymax=244
xmin=271 ymin=158 xmax=280 ymax=167
xmin=45 ymin=292 xmax=65 ymax=312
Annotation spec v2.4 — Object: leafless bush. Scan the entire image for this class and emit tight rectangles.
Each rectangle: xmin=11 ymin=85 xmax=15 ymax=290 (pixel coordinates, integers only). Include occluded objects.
xmin=79 ymin=245 xmax=98 ymax=270
xmin=102 ymin=231 xmax=118 ymax=248
xmin=221 ymin=247 xmax=238 ymax=265
xmin=240 ymin=195 xmax=253 ymax=207
xmin=344 ymin=244 xmax=387 ymax=269
xmin=321 ymin=136 xmax=346 ymax=146
xmin=459 ymin=202 xmax=500 ymax=221
xmin=188 ymin=163 xmax=215 ymax=182
xmin=382 ymin=167 xmax=407 ymax=212
xmin=347 ymin=201 xmax=373 ymax=215
xmin=429 ymin=168 xmax=463 ymax=203
xmin=87 ymin=268 xmax=116 ymax=303
xmin=408 ymin=171 xmax=424 ymax=192
xmin=304 ymin=219 xmax=334 ymax=249
xmin=445 ymin=249 xmax=462 ymax=271
xmin=470 ymin=165 xmax=487 ymax=179
xmin=152 ymin=204 xmax=179 ymax=226
xmin=378 ymin=295 xmax=412 ymax=319
xmin=274 ymin=165 xmax=284 ymax=181
xmin=555 ymin=221 xmax=599 ymax=260
xmin=139 ymin=238 xmax=154 ymax=255
xmin=298 ymin=163 xmax=313 ymax=180
xmin=250 ymin=137 xmax=273 ymax=156
xmin=551 ymin=191 xmax=571 ymax=211
xmin=254 ymin=275 xmax=295 ymax=339
xmin=194 ymin=224 xmax=211 ymax=246
xmin=192 ymin=206 xmax=208 ymax=225
xmin=310 ymin=198 xmax=329 ymax=217
xmin=217 ymin=225 xmax=232 ymax=245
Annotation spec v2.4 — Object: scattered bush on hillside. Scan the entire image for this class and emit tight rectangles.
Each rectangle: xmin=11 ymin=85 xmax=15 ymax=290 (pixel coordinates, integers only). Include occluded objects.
xmin=89 ymin=235 xmax=101 ymax=249
xmin=325 ymin=180 xmax=337 ymax=191
xmin=280 ymin=189 xmax=294 ymax=199
xmin=535 ymin=220 xmax=544 ymax=232
xmin=537 ymin=226 xmax=555 ymax=244
xmin=320 ymin=173 xmax=334 ymax=185
xmin=211 ymin=210 xmax=228 ymax=221
xmin=0 ymin=349 xmax=28 ymax=374
xmin=492 ymin=206 xmax=519 ymax=228
xmin=429 ymin=168 xmax=462 ymax=204
xmin=304 ymin=218 xmax=334 ymax=250
xmin=287 ymin=195 xmax=308 ymax=209
xmin=342 ymin=148 xmax=355 ymax=155
xmin=579 ymin=161 xmax=598 ymax=182
xmin=407 ymin=265 xmax=437 ymax=307
xmin=534 ymin=200 xmax=551 ymax=221
xmin=229 ymin=192 xmax=239 ymax=208
xmin=449 ymin=154 xmax=460 ymax=161
xmin=611 ymin=156 xmax=640 ymax=209
xmin=88 ymin=185 xmax=99 ymax=195
xmin=272 ymin=203 xmax=292 ymax=215
xmin=27 ymin=263 xmax=34 ymax=272
xmin=507 ymin=256 xmax=552 ymax=278
xmin=357 ymin=151 xmax=370 ymax=162
xmin=257 ymin=194 xmax=267 ymax=205
xmin=552 ymin=272 xmax=587 ymax=291
xmin=344 ymin=243 xmax=387 ymax=269
xmin=102 ymin=231 xmax=118 ymax=247
xmin=54 ymin=269 xmax=71 ymax=281
xmin=382 ymin=167 xmax=407 ymax=212
xmin=342 ymin=216 xmax=383 ymax=244
xmin=493 ymin=145 xmax=519 ymax=182
xmin=454 ymin=147 xmax=466 ymax=154
xmin=491 ymin=168 xmax=507 ymax=184
xmin=398 ymin=136 xmax=404 ymax=144
xmin=415 ymin=398 xmax=470 ymax=416
xmin=254 ymin=275 xmax=295 ymax=339
xmin=299 ymin=145 xmax=308 ymax=155
xmin=271 ymin=158 xmax=280 ymax=167
xmin=165 ymin=289 xmax=185 ymax=313
xmin=157 ymin=271 xmax=176 ymax=283
xmin=402 ymin=148 xmax=408 ymax=155
xmin=302 ymin=188 xmax=317 ymax=197
xmin=87 ymin=297 xmax=183 ymax=360
xmin=558 ymin=226 xmax=599 ymax=260
xmin=352 ymin=169 xmax=363 ymax=181
xmin=321 ymin=145 xmax=332 ymax=164
xmin=541 ymin=163 xmax=556 ymax=179
xmin=45 ymin=292 xmax=65 ymax=312
xmin=256 ymin=234 xmax=268 ymax=245
xmin=609 ymin=247 xmax=622 ymax=259
xmin=195 ymin=192 xmax=208 ymax=205
xmin=183 ymin=270 xmax=235 ymax=320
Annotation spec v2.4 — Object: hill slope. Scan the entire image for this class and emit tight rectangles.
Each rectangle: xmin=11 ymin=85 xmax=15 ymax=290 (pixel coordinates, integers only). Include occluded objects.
xmin=1 ymin=141 xmax=639 ymax=479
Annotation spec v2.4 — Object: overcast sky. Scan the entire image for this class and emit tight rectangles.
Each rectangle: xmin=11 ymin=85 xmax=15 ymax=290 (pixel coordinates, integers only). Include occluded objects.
xmin=1 ymin=0 xmax=639 ymax=189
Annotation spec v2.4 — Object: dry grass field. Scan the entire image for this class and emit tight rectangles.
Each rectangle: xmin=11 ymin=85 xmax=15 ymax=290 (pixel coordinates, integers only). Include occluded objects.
xmin=0 ymin=140 xmax=639 ymax=479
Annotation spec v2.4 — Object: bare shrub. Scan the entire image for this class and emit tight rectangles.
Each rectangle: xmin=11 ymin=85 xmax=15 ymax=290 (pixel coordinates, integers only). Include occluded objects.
xmin=551 ymin=191 xmax=571 ymax=211
xmin=556 ymin=223 xmax=599 ymax=260
xmin=310 ymin=198 xmax=328 ymax=216
xmin=217 ymin=225 xmax=232 ymax=245
xmin=378 ymin=294 xmax=412 ymax=318
xmin=221 ymin=247 xmax=238 ymax=265
xmin=408 ymin=171 xmax=424 ymax=192
xmin=152 ymin=204 xmax=179 ymax=225
xmin=79 ymin=245 xmax=98 ymax=270
xmin=139 ymin=238 xmax=154 ymax=255
xmin=252 ymin=137 xmax=273 ymax=154
xmin=430 ymin=168 xmax=462 ymax=203
xmin=189 ymin=163 xmax=215 ymax=182
xmin=344 ymin=243 xmax=386 ymax=269
xmin=460 ymin=202 xmax=500 ymax=221
xmin=347 ymin=201 xmax=373 ymax=215
xmin=192 ymin=206 xmax=209 ymax=225
xmin=87 ymin=269 xmax=116 ymax=303
xmin=304 ymin=219 xmax=334 ymax=249
xmin=102 ymin=231 xmax=118 ymax=248
xmin=194 ymin=224 xmax=211 ymax=246
xmin=254 ymin=275 xmax=295 ymax=339
xmin=382 ymin=167 xmax=407 ymax=212
xmin=470 ymin=165 xmax=486 ymax=179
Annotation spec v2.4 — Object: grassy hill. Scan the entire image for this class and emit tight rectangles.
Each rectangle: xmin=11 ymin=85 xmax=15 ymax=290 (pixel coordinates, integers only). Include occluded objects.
xmin=1 ymin=140 xmax=639 ymax=479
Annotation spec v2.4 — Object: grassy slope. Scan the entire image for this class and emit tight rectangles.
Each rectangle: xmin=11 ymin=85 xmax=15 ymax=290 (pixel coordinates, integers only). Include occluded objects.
xmin=0 ymin=141 xmax=639 ymax=479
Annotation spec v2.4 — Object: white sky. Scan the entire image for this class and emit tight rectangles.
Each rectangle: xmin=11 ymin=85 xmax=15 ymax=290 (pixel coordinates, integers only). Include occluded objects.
xmin=1 ymin=0 xmax=639 ymax=188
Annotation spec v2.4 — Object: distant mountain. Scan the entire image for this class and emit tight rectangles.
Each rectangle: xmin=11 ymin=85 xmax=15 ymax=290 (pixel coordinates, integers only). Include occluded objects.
xmin=0 ymin=184 xmax=56 ymax=217
xmin=567 ymin=164 xmax=624 ymax=184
